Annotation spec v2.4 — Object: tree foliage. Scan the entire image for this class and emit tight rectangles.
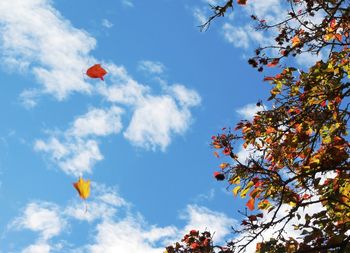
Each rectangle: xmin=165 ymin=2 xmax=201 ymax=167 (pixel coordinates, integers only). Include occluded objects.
xmin=166 ymin=0 xmax=350 ymax=252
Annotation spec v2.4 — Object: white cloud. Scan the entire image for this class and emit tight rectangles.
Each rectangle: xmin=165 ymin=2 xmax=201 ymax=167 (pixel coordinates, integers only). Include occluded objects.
xmin=296 ymin=51 xmax=326 ymax=67
xmin=102 ymin=19 xmax=114 ymax=28
xmin=22 ymin=243 xmax=51 ymax=253
xmin=68 ymin=106 xmax=124 ymax=138
xmin=222 ymin=22 xmax=272 ymax=50
xmin=124 ymin=95 xmax=193 ymax=151
xmin=0 ymin=0 xmax=95 ymax=100
xmin=58 ymin=139 xmax=103 ymax=176
xmin=244 ymin=0 xmax=284 ymax=20
xmin=35 ymin=137 xmax=103 ymax=176
xmin=138 ymin=60 xmax=165 ymax=75
xmin=65 ymin=201 xmax=117 ymax=223
xmin=167 ymin=84 xmax=202 ymax=107
xmin=19 ymin=89 xmax=40 ymax=109
xmin=12 ymin=202 xmax=64 ymax=241
xmin=97 ymin=80 xmax=149 ymax=105
xmin=121 ymin=0 xmax=134 ymax=8
xmin=87 ymin=218 xmax=177 ymax=253
xmin=35 ymin=137 xmax=69 ymax=160
xmin=222 ymin=24 xmax=250 ymax=49
xmin=236 ymin=103 xmax=264 ymax=120
xmin=193 ymin=7 xmax=207 ymax=25
xmin=180 ymin=205 xmax=236 ymax=243
xmin=35 ymin=106 xmax=125 ymax=176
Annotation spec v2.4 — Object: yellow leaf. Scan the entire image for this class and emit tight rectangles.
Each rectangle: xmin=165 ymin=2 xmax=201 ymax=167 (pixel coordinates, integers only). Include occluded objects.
xmin=324 ymin=33 xmax=335 ymax=41
xmin=240 ymin=181 xmax=254 ymax=198
xmin=232 ymin=185 xmax=241 ymax=196
xmin=230 ymin=176 xmax=241 ymax=185
xmin=73 ymin=177 xmax=91 ymax=200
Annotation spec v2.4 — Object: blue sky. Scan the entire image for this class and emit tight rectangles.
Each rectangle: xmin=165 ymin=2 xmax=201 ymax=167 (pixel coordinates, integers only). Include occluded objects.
xmin=0 ymin=0 xmax=320 ymax=252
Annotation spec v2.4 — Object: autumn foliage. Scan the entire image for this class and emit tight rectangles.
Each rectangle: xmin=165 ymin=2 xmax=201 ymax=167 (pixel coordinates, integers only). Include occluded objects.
xmin=166 ymin=0 xmax=350 ymax=252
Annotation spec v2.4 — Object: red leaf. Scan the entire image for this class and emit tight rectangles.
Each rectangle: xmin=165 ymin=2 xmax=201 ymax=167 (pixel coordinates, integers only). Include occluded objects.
xmin=223 ymin=147 xmax=231 ymax=155
xmin=190 ymin=242 xmax=199 ymax=250
xmin=237 ymin=0 xmax=247 ymax=5
xmin=263 ymin=76 xmax=274 ymax=81
xmin=86 ymin=64 xmax=107 ymax=80
xmin=189 ymin=230 xmax=199 ymax=236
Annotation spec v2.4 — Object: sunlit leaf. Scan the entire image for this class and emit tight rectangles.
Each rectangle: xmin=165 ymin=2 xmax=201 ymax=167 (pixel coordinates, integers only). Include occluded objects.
xmin=73 ymin=177 xmax=91 ymax=200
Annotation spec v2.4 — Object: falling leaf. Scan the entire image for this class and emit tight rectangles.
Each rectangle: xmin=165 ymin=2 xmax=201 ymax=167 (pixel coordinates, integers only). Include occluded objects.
xmin=213 ymin=151 xmax=219 ymax=158
xmin=86 ymin=64 xmax=107 ymax=80
xmin=73 ymin=177 xmax=91 ymax=200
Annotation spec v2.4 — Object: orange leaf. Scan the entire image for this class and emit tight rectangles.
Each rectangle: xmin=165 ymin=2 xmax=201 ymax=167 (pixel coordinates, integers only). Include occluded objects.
xmin=265 ymin=126 xmax=275 ymax=134
xmin=335 ymin=33 xmax=342 ymax=42
xmin=291 ymin=36 xmax=300 ymax=47
xmin=213 ymin=151 xmax=219 ymax=158
xmin=246 ymin=198 xmax=255 ymax=211
xmin=220 ymin=163 xmax=229 ymax=169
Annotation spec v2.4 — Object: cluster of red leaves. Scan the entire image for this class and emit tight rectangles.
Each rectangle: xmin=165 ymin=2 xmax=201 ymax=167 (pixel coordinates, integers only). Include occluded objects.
xmin=165 ymin=230 xmax=214 ymax=253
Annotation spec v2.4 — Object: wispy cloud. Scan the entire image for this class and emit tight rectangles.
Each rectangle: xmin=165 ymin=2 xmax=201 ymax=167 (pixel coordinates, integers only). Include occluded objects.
xmin=121 ymin=0 xmax=134 ymax=8
xmin=138 ymin=60 xmax=165 ymax=75
xmin=101 ymin=19 xmax=114 ymax=28
xmin=124 ymin=94 xmax=197 ymax=151
xmin=0 ymin=0 xmax=95 ymax=100
xmin=180 ymin=205 xmax=236 ymax=243
xmin=21 ymin=243 xmax=51 ymax=253
xmin=236 ymin=103 xmax=264 ymax=120
xmin=11 ymin=202 xmax=65 ymax=241
xmin=34 ymin=106 xmax=123 ymax=176
xmin=67 ymin=107 xmax=124 ymax=138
